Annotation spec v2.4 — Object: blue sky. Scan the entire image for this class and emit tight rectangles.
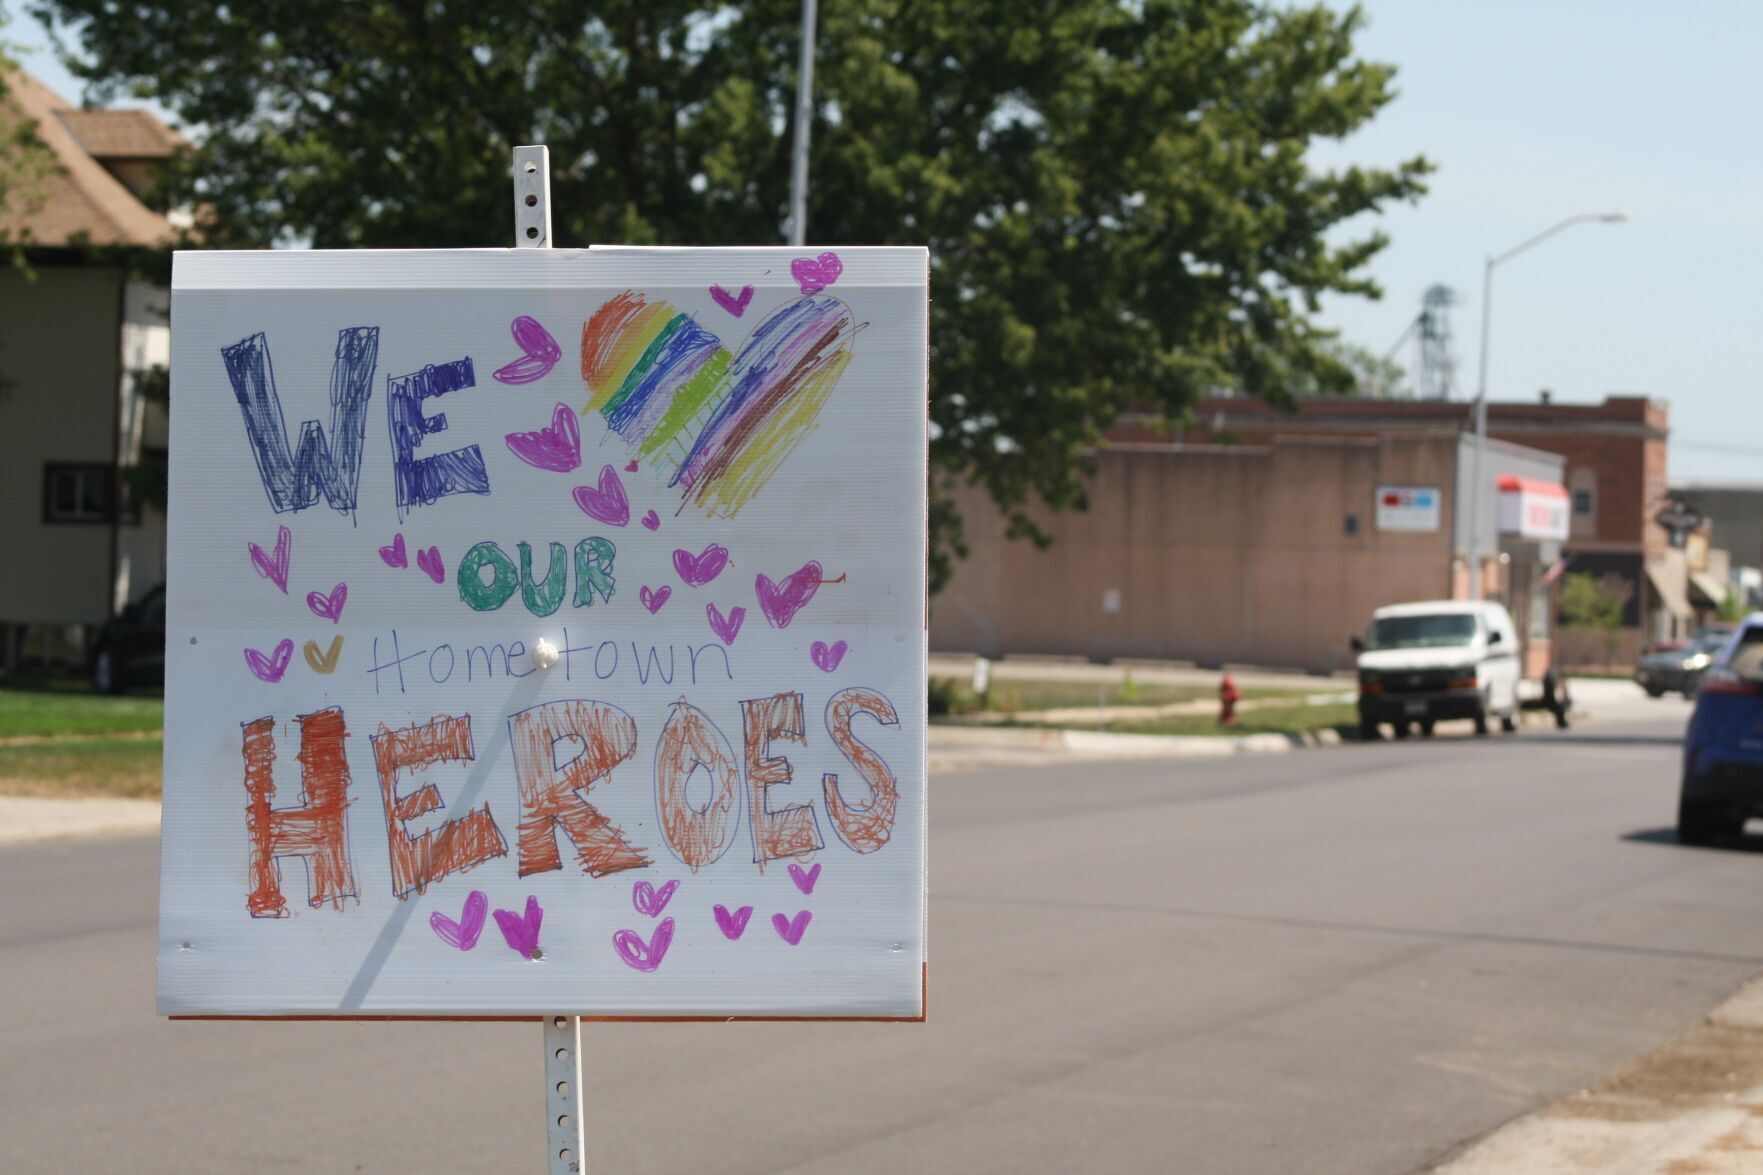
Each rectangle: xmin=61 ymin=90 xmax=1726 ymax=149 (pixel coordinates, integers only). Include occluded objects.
xmin=9 ymin=2 xmax=1760 ymax=483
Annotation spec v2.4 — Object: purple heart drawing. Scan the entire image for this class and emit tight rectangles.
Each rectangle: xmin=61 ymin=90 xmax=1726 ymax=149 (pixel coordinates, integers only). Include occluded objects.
xmin=707 ymin=602 xmax=746 ymax=645
xmin=673 ymin=543 xmax=730 ymax=587
xmin=430 ymin=890 xmax=489 ymax=950
xmin=379 ymin=533 xmax=408 ymax=568
xmin=492 ymin=315 xmax=562 ymax=385
xmin=641 ymin=510 xmax=661 ymax=532
xmin=493 ymin=895 xmax=544 ymax=959
xmin=710 ymin=283 xmax=755 ymax=317
xmin=790 ymin=252 xmax=844 ymax=295
xmin=810 ymin=640 xmax=847 ymax=672
xmin=713 ymin=904 xmax=754 ymax=940
xmin=504 ymin=402 xmax=581 ymax=472
xmin=788 ymin=862 xmax=821 ymax=896
xmin=633 ymin=879 xmax=680 ymax=918
xmin=613 ymin=916 xmax=676 ymax=973
xmin=307 ymin=582 xmax=347 ymax=624
xmin=772 ymin=910 xmax=813 ymax=946
xmin=572 ymin=464 xmax=631 ymax=527
xmin=756 ymin=561 xmax=823 ymax=629
xmin=640 ymin=585 xmax=671 ymax=615
xmin=416 ymin=545 xmax=446 ymax=584
xmin=243 ymin=639 xmax=294 ymax=684
xmin=248 ymin=525 xmax=291 ymax=593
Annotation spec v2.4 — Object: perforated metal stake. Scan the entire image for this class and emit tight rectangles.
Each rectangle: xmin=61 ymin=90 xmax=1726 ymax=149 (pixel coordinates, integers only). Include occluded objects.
xmin=514 ymin=144 xmax=553 ymax=248
xmin=545 ymin=1014 xmax=587 ymax=1173
xmin=515 ymin=146 xmax=581 ymax=1173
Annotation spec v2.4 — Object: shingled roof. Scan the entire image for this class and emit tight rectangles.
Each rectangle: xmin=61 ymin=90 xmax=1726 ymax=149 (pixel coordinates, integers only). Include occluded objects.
xmin=0 ymin=67 xmax=176 ymax=248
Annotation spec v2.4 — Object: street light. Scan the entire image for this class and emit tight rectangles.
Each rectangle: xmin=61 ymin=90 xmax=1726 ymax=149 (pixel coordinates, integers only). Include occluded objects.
xmin=1463 ymin=210 xmax=1630 ymax=599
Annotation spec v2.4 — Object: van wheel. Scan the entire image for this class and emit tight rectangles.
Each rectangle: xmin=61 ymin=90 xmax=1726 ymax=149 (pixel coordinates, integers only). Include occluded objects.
xmin=1419 ymin=720 xmax=1435 ymax=737
xmin=1472 ymin=703 xmax=1489 ymax=736
xmin=1500 ymin=712 xmax=1518 ymax=733
xmin=1392 ymin=721 xmax=1411 ymax=739
xmin=1358 ymin=719 xmax=1381 ymax=742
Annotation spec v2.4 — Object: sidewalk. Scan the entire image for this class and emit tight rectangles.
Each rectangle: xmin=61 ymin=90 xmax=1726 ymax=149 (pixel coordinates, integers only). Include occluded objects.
xmin=1435 ymin=977 xmax=1763 ymax=1173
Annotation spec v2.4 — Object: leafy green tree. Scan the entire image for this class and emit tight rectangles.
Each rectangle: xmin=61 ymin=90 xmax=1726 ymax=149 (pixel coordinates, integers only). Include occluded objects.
xmin=32 ymin=0 xmax=1429 ymax=588
xmin=1560 ymin=571 xmax=1631 ymax=665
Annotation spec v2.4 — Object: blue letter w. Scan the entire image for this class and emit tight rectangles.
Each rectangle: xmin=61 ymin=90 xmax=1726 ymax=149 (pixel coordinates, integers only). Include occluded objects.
xmin=221 ymin=328 xmax=379 ymax=515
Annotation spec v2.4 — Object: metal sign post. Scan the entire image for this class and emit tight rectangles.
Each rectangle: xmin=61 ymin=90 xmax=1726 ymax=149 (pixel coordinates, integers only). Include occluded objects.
xmin=513 ymin=143 xmax=583 ymax=1175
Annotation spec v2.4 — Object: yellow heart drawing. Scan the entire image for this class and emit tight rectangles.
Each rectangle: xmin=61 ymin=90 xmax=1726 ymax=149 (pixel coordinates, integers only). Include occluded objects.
xmin=303 ymin=635 xmax=343 ymax=675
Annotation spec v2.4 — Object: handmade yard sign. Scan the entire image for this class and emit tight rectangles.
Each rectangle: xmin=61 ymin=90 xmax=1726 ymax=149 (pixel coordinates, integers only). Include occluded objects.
xmin=158 ymin=247 xmax=928 ymax=1019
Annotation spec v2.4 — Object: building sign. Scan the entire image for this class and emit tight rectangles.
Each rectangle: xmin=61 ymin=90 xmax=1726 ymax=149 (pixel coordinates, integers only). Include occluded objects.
xmin=1375 ymin=485 xmax=1441 ymax=532
xmin=1496 ymin=476 xmax=1569 ymax=542
xmin=1656 ymin=500 xmax=1705 ymax=551
xmin=159 ymin=247 xmax=929 ymax=1019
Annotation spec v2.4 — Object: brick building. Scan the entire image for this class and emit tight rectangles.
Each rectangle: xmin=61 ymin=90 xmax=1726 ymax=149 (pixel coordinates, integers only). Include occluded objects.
xmin=1108 ymin=394 xmax=1684 ymax=664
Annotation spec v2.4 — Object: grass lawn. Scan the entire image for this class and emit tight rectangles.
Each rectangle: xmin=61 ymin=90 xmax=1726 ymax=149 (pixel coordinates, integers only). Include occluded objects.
xmin=0 ymin=737 xmax=163 ymax=799
xmin=931 ymin=676 xmax=1324 ymax=716
xmin=1087 ymin=701 xmax=1360 ymax=739
xmin=0 ymin=678 xmax=164 ymax=739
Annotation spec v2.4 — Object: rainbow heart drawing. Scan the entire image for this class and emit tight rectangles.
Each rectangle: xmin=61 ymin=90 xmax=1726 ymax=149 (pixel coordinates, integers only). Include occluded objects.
xmin=579 ymin=286 xmax=860 ymax=518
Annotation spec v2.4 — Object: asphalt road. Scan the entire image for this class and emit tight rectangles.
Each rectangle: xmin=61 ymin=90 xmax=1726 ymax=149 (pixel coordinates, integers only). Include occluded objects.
xmin=7 ymin=706 xmax=1763 ymax=1174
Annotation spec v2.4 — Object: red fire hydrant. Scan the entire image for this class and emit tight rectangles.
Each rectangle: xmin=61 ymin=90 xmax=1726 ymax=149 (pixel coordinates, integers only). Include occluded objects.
xmin=1219 ymin=673 xmax=1241 ymax=727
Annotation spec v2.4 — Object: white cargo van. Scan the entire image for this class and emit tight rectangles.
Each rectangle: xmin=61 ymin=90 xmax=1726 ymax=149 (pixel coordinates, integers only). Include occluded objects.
xmin=1352 ymin=600 xmax=1522 ymax=739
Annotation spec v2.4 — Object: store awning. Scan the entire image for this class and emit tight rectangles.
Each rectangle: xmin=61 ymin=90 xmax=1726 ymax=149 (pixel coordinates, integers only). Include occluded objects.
xmin=1647 ymin=562 xmax=1693 ymax=620
xmin=1689 ymin=570 xmax=1731 ymax=609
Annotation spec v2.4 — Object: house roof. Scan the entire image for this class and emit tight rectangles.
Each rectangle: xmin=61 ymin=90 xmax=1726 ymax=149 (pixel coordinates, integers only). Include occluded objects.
xmin=57 ymin=109 xmax=180 ymax=159
xmin=0 ymin=66 xmax=176 ymax=248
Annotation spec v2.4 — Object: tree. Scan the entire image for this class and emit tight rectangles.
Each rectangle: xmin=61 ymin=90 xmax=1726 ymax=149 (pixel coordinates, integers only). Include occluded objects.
xmin=32 ymin=0 xmax=1429 ymax=589
xmin=1560 ymin=571 xmax=1632 ymax=665
xmin=0 ymin=15 xmax=57 ymax=399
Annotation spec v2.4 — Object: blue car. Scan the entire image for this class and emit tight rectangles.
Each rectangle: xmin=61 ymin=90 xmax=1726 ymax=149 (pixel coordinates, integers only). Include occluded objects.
xmin=1679 ymin=620 xmax=1763 ymax=844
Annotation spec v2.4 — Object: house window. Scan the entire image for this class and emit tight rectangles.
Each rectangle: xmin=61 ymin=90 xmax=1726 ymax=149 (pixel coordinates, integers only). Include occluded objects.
xmin=1568 ymin=467 xmax=1598 ymax=539
xmin=43 ymin=464 xmax=134 ymax=524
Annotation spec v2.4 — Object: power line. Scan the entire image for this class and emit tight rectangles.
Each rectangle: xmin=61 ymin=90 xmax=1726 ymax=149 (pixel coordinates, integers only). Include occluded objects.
xmin=1674 ymin=438 xmax=1763 ymax=458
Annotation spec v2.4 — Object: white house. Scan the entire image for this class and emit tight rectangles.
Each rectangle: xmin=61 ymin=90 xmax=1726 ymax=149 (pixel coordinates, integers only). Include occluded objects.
xmin=0 ymin=66 xmax=176 ymax=669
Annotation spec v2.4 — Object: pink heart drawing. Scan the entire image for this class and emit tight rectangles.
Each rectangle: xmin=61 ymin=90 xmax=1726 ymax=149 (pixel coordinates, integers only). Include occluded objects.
xmin=810 ymin=640 xmax=847 ymax=672
xmin=790 ymin=252 xmax=843 ymax=295
xmin=492 ymin=315 xmax=562 ymax=385
xmin=756 ymin=561 xmax=823 ymax=629
xmin=707 ymin=602 xmax=746 ymax=645
xmin=572 ymin=464 xmax=631 ymax=527
xmin=416 ymin=545 xmax=446 ymax=584
xmin=709 ymin=283 xmax=755 ymax=317
xmin=430 ymin=890 xmax=489 ymax=951
xmin=713 ymin=904 xmax=754 ymax=940
xmin=633 ymin=879 xmax=680 ymax=918
xmin=787 ymin=862 xmax=821 ymax=895
xmin=625 ymin=459 xmax=639 ymax=472
xmin=307 ymin=582 xmax=348 ymax=624
xmin=641 ymin=510 xmax=661 ymax=531
xmin=243 ymin=639 xmax=294 ymax=684
xmin=640 ymin=585 xmax=671 ymax=615
xmin=772 ymin=910 xmax=813 ymax=946
xmin=673 ymin=543 xmax=730 ymax=587
xmin=613 ymin=916 xmax=676 ymax=973
xmin=379 ymin=533 xmax=408 ymax=568
xmin=504 ymin=402 xmax=581 ymax=472
xmin=248 ymin=525 xmax=291 ymax=593
xmin=493 ymin=895 xmax=545 ymax=959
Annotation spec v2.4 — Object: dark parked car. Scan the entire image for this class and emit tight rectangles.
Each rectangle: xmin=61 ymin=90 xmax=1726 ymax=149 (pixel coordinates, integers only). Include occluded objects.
xmin=1636 ymin=628 xmax=1732 ymax=698
xmin=92 ymin=584 xmax=165 ymax=693
xmin=1679 ymin=620 xmax=1763 ymax=844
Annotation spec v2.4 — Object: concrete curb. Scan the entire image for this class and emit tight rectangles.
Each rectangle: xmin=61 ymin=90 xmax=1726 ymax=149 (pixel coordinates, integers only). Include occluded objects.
xmin=927 ymin=723 xmax=1342 ymax=772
